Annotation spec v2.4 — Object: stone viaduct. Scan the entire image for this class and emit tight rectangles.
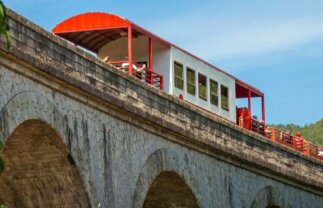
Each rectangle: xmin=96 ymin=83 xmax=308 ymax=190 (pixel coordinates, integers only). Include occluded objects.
xmin=0 ymin=9 xmax=322 ymax=208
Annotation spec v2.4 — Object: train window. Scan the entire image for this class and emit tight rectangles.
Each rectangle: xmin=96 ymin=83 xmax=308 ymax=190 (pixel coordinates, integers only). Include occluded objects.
xmin=221 ymin=85 xmax=229 ymax=111
xmin=198 ymin=73 xmax=207 ymax=100
xmin=186 ymin=68 xmax=196 ymax=95
xmin=174 ymin=62 xmax=183 ymax=90
xmin=210 ymin=79 xmax=218 ymax=106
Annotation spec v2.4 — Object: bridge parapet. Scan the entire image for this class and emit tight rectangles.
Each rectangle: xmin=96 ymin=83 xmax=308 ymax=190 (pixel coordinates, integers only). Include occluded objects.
xmin=0 ymin=8 xmax=323 ymax=207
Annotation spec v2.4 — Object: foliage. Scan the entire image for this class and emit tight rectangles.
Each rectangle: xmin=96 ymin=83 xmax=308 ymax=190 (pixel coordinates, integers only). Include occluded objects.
xmin=0 ymin=0 xmax=10 ymax=49
xmin=270 ymin=118 xmax=323 ymax=146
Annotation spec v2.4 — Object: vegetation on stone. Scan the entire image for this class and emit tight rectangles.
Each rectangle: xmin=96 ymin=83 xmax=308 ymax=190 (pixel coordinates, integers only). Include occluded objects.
xmin=270 ymin=118 xmax=323 ymax=146
xmin=0 ymin=4 xmax=9 ymax=206
xmin=0 ymin=0 xmax=10 ymax=49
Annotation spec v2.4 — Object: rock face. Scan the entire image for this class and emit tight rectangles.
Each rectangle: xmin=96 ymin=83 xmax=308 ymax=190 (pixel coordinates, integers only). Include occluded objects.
xmin=0 ymin=8 xmax=322 ymax=208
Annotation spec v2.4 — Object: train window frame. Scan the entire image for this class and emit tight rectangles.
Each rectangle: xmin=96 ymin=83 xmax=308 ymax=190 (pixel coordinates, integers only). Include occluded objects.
xmin=186 ymin=67 xmax=196 ymax=96
xmin=198 ymin=73 xmax=207 ymax=101
xmin=210 ymin=79 xmax=219 ymax=106
xmin=174 ymin=61 xmax=184 ymax=90
xmin=221 ymin=85 xmax=229 ymax=111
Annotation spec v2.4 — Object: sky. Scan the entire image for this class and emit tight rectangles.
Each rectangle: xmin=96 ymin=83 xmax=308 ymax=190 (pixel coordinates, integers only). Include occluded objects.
xmin=5 ymin=0 xmax=323 ymax=125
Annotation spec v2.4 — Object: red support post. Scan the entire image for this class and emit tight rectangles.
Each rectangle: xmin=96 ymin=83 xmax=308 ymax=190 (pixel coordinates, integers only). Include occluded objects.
xmin=161 ymin=76 xmax=164 ymax=90
xmin=304 ymin=141 xmax=310 ymax=155
xmin=149 ymin=37 xmax=153 ymax=85
xmin=128 ymin=26 xmax=133 ymax=76
xmin=292 ymin=137 xmax=296 ymax=149
xmin=248 ymin=90 xmax=251 ymax=114
xmin=149 ymin=37 xmax=153 ymax=73
xmin=261 ymin=95 xmax=266 ymax=125
xmin=271 ymin=128 xmax=276 ymax=142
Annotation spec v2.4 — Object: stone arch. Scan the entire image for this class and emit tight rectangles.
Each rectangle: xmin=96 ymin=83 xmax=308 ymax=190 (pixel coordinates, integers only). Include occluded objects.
xmin=132 ymin=148 xmax=200 ymax=208
xmin=251 ymin=186 xmax=283 ymax=208
xmin=0 ymin=91 xmax=68 ymax=145
xmin=0 ymin=91 xmax=90 ymax=207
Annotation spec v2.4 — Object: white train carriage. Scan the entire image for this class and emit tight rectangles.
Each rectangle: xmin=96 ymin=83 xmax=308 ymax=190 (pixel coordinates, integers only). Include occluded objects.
xmin=53 ymin=12 xmax=265 ymax=128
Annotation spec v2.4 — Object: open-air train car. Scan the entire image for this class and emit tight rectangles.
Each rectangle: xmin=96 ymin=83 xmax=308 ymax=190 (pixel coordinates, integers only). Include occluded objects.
xmin=52 ymin=12 xmax=265 ymax=129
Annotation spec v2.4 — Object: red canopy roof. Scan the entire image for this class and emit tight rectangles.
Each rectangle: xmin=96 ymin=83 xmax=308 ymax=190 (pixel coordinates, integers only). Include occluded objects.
xmin=236 ymin=80 xmax=263 ymax=98
xmin=52 ymin=12 xmax=172 ymax=53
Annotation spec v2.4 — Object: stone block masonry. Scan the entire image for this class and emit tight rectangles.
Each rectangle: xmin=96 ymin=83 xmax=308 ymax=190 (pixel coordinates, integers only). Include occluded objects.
xmin=0 ymin=8 xmax=322 ymax=208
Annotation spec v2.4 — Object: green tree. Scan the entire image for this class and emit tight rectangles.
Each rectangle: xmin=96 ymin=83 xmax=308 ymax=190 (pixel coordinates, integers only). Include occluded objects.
xmin=0 ymin=0 xmax=10 ymax=49
xmin=270 ymin=118 xmax=323 ymax=146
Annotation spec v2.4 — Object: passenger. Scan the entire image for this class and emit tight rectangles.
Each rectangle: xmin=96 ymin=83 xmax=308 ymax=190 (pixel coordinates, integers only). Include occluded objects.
xmin=265 ymin=126 xmax=272 ymax=138
xmin=121 ymin=62 xmax=146 ymax=73
xmin=293 ymin=132 xmax=304 ymax=150
xmin=285 ymin=130 xmax=293 ymax=144
xmin=238 ymin=108 xmax=245 ymax=127
xmin=279 ymin=130 xmax=284 ymax=141
xmin=251 ymin=115 xmax=259 ymax=132
xmin=318 ymin=148 xmax=323 ymax=156
xmin=258 ymin=120 xmax=265 ymax=134
xmin=101 ymin=55 xmax=110 ymax=62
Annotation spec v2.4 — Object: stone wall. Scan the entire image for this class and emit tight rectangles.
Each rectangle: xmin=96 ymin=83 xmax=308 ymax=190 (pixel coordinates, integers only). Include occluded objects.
xmin=0 ymin=8 xmax=322 ymax=207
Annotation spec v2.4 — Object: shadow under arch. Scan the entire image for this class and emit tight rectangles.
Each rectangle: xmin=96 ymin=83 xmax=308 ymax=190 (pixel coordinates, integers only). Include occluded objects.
xmin=251 ymin=186 xmax=283 ymax=208
xmin=132 ymin=148 xmax=200 ymax=208
xmin=143 ymin=171 xmax=199 ymax=208
xmin=0 ymin=119 xmax=90 ymax=207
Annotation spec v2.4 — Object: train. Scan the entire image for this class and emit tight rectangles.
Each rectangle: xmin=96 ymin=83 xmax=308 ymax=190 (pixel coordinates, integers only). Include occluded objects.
xmin=52 ymin=12 xmax=323 ymax=160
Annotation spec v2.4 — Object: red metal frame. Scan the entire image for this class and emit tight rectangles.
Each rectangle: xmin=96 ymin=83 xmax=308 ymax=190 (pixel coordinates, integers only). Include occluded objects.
xmin=148 ymin=37 xmax=154 ymax=85
xmin=128 ymin=26 xmax=133 ymax=76
xmin=107 ymin=60 xmax=129 ymax=65
xmin=108 ymin=60 xmax=163 ymax=90
xmin=52 ymin=12 xmax=263 ymax=97
xmin=248 ymin=90 xmax=252 ymax=125
xmin=268 ymin=128 xmax=323 ymax=160
xmin=236 ymin=81 xmax=265 ymax=133
xmin=261 ymin=96 xmax=265 ymax=126
xmin=134 ymin=71 xmax=163 ymax=90
xmin=53 ymin=12 xmax=164 ymax=90
xmin=149 ymin=38 xmax=153 ymax=72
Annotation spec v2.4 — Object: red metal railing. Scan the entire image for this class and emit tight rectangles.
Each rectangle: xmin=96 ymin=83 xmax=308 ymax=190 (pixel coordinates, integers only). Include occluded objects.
xmin=266 ymin=127 xmax=323 ymax=160
xmin=269 ymin=128 xmax=294 ymax=148
xmin=109 ymin=60 xmax=129 ymax=65
xmin=237 ymin=108 xmax=265 ymax=135
xmin=237 ymin=113 xmax=323 ymax=161
xmin=134 ymin=70 xmax=164 ymax=90
xmin=108 ymin=60 xmax=164 ymax=90
xmin=307 ymin=142 xmax=323 ymax=160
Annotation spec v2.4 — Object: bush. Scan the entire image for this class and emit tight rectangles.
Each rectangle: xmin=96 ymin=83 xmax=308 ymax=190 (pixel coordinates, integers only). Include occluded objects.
xmin=0 ymin=0 xmax=11 ymax=48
